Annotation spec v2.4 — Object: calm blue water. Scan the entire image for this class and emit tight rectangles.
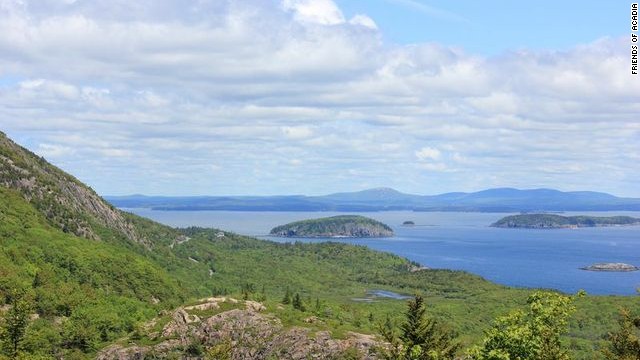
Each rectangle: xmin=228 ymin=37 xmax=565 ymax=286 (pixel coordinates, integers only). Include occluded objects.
xmin=126 ymin=209 xmax=640 ymax=295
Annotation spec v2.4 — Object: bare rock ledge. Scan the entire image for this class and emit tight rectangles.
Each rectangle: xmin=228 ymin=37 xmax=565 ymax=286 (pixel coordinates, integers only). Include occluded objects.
xmin=580 ymin=263 xmax=639 ymax=272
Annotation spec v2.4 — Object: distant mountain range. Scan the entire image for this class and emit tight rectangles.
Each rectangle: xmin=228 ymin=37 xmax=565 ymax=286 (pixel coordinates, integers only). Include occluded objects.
xmin=105 ymin=187 xmax=640 ymax=212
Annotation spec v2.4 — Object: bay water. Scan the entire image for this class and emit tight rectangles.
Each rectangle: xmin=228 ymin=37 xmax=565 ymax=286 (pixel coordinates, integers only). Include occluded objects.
xmin=126 ymin=209 xmax=640 ymax=295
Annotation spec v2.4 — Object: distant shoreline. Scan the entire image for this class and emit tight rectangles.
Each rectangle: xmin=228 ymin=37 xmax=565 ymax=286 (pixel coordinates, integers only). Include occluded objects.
xmin=106 ymin=187 xmax=640 ymax=212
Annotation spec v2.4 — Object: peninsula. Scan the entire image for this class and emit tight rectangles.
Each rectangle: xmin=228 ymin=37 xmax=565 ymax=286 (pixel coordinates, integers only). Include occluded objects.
xmin=269 ymin=215 xmax=394 ymax=238
xmin=491 ymin=214 xmax=640 ymax=229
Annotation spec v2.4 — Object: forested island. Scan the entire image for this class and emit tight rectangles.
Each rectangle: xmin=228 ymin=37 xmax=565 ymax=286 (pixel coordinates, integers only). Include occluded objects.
xmin=491 ymin=214 xmax=640 ymax=229
xmin=270 ymin=215 xmax=394 ymax=237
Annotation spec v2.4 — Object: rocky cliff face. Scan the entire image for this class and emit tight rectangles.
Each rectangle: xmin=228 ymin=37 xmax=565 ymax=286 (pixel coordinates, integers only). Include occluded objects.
xmin=0 ymin=132 xmax=153 ymax=245
xmin=97 ymin=297 xmax=380 ymax=360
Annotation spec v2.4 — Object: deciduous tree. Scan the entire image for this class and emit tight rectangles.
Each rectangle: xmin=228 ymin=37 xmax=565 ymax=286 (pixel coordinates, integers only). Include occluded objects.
xmin=602 ymin=308 xmax=640 ymax=360
xmin=1 ymin=289 xmax=31 ymax=359
xmin=469 ymin=291 xmax=578 ymax=360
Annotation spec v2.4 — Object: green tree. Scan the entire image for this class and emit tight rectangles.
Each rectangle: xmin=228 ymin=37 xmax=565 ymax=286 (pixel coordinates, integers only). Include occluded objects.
xmin=61 ymin=309 xmax=99 ymax=353
xmin=401 ymin=295 xmax=428 ymax=349
xmin=282 ymin=287 xmax=291 ymax=305
xmin=602 ymin=308 xmax=640 ymax=359
xmin=469 ymin=291 xmax=578 ymax=360
xmin=292 ymin=293 xmax=306 ymax=312
xmin=240 ymin=282 xmax=255 ymax=301
xmin=378 ymin=295 xmax=459 ymax=360
xmin=256 ymin=285 xmax=267 ymax=302
xmin=0 ymin=289 xmax=32 ymax=359
xmin=21 ymin=318 xmax=62 ymax=358
xmin=314 ymin=298 xmax=322 ymax=315
xmin=377 ymin=315 xmax=403 ymax=360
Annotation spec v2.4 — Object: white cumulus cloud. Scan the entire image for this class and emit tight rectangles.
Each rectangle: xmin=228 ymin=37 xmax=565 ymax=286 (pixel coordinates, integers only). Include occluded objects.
xmin=281 ymin=0 xmax=345 ymax=25
xmin=349 ymin=14 xmax=377 ymax=29
xmin=415 ymin=147 xmax=441 ymax=161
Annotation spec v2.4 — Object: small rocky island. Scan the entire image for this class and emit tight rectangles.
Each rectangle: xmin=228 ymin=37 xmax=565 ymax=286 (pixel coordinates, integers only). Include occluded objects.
xmin=491 ymin=214 xmax=640 ymax=229
xmin=270 ymin=215 xmax=394 ymax=238
xmin=580 ymin=263 xmax=639 ymax=272
xmin=402 ymin=220 xmax=415 ymax=226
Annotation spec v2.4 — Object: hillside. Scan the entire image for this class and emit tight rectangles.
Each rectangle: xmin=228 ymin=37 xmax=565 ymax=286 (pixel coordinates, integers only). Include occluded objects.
xmin=0 ymin=186 xmax=187 ymax=357
xmin=0 ymin=132 xmax=178 ymax=247
xmin=491 ymin=214 xmax=640 ymax=229
xmin=0 ymin=132 xmax=638 ymax=359
xmin=269 ymin=215 xmax=394 ymax=238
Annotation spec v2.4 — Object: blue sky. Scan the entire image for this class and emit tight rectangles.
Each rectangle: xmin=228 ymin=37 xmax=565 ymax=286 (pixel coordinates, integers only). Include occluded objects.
xmin=337 ymin=0 xmax=629 ymax=54
xmin=0 ymin=0 xmax=638 ymax=197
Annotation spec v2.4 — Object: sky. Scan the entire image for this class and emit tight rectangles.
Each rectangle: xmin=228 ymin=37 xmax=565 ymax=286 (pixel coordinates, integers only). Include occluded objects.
xmin=0 ymin=0 xmax=638 ymax=197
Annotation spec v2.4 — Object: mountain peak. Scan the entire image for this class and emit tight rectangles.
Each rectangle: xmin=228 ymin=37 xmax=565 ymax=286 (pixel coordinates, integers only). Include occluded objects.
xmin=320 ymin=187 xmax=413 ymax=203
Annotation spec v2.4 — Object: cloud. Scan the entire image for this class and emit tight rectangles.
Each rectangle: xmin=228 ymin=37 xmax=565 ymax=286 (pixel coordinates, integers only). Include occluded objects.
xmin=18 ymin=79 xmax=79 ymax=100
xmin=100 ymin=148 xmax=133 ymax=158
xmin=0 ymin=0 xmax=637 ymax=196
xmin=282 ymin=0 xmax=345 ymax=25
xmin=415 ymin=147 xmax=441 ymax=161
xmin=349 ymin=14 xmax=377 ymax=30
xmin=37 ymin=143 xmax=75 ymax=158
xmin=418 ymin=162 xmax=449 ymax=172
xmin=281 ymin=126 xmax=314 ymax=140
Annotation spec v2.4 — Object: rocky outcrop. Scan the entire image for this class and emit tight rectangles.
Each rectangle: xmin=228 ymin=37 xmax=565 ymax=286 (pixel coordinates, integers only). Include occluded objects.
xmin=245 ymin=300 xmax=267 ymax=312
xmin=580 ymin=263 xmax=639 ymax=272
xmin=97 ymin=298 xmax=380 ymax=360
xmin=408 ymin=265 xmax=430 ymax=272
xmin=161 ymin=308 xmax=200 ymax=338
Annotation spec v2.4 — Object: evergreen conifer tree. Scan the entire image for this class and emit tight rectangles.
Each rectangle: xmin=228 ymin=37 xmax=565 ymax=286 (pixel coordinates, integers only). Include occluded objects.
xmin=282 ymin=287 xmax=291 ymax=305
xmin=292 ymin=293 xmax=305 ymax=311
xmin=378 ymin=295 xmax=458 ymax=360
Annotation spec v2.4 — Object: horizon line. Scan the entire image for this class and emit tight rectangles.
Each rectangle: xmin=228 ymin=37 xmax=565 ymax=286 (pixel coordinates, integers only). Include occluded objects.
xmin=102 ymin=186 xmax=635 ymax=199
